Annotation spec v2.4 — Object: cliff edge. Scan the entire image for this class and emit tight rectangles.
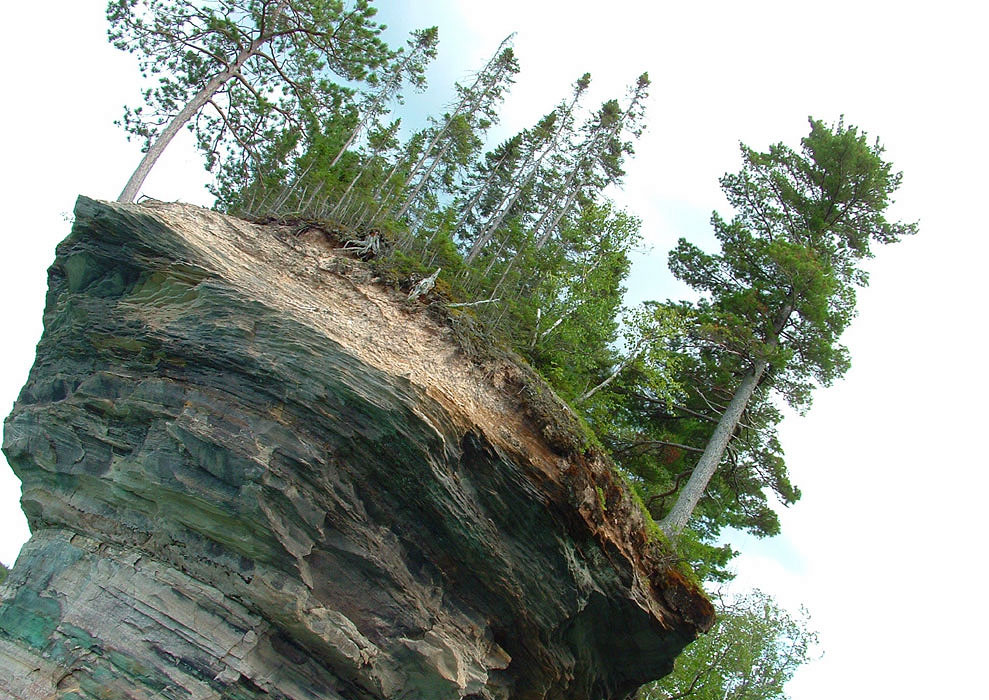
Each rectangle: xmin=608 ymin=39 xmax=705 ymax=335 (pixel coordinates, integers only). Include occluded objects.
xmin=0 ymin=197 xmax=712 ymax=699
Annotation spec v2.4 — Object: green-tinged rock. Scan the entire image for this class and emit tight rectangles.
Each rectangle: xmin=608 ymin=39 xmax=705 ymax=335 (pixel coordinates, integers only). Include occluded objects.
xmin=0 ymin=197 xmax=712 ymax=699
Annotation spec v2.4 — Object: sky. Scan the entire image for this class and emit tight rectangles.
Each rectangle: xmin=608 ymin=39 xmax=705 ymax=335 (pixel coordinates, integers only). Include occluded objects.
xmin=1 ymin=0 xmax=987 ymax=697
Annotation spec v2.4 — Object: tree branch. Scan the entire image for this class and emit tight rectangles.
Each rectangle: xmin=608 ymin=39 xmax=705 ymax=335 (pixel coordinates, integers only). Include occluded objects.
xmin=614 ymin=439 xmax=705 ymax=456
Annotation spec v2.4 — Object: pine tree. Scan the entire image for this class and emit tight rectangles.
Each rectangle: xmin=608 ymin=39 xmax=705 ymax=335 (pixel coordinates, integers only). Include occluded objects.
xmin=533 ymin=73 xmax=650 ymax=250
xmin=327 ymin=27 xmax=439 ymax=170
xmin=109 ymin=0 xmax=394 ymax=203
xmin=463 ymin=73 xmax=591 ymax=265
xmin=658 ymin=118 xmax=916 ymax=538
xmin=391 ymin=36 xmax=519 ymax=221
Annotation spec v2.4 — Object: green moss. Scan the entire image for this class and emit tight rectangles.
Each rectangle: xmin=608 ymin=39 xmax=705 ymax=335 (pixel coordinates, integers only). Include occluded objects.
xmin=627 ymin=485 xmax=665 ymax=544
xmin=621 ymin=475 xmax=703 ymax=587
xmin=596 ymin=485 xmax=608 ymax=513
xmin=371 ymin=249 xmax=436 ymax=292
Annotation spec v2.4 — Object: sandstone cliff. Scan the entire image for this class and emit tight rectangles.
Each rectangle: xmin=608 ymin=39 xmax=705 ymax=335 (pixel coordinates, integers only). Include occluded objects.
xmin=0 ymin=197 xmax=712 ymax=699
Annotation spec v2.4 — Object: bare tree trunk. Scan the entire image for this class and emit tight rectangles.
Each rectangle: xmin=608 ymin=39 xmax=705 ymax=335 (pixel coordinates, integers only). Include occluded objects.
xmin=369 ymin=179 xmax=402 ymax=226
xmin=329 ymin=168 xmax=365 ymax=219
xmin=405 ymin=34 xmax=513 ymax=179
xmin=119 ymin=73 xmax=234 ymax=203
xmin=659 ymin=297 xmax=794 ymax=539
xmin=464 ymin=148 xmax=538 ymax=263
xmin=532 ymin=169 xmax=580 ymax=249
xmin=391 ymin=36 xmax=515 ymax=221
xmin=532 ymin=86 xmax=641 ymax=249
xmin=327 ymin=40 xmax=427 ymax=170
xmin=371 ymin=157 xmax=404 ymax=201
xmin=328 ymin=121 xmax=366 ymax=170
xmin=270 ymin=159 xmax=317 ymax=212
xmin=487 ymin=255 xmax=518 ymax=299
xmin=471 ymin=100 xmax=581 ymax=263
xmin=452 ymin=145 xmax=518 ymax=234
xmin=658 ymin=360 xmax=767 ymax=538
xmin=577 ymin=339 xmax=646 ymax=403
xmin=478 ymin=95 xmax=581 ymax=257
xmin=332 ymin=134 xmax=394 ymax=218
xmin=464 ymin=222 xmax=500 ymax=267
xmin=394 ymin=140 xmax=451 ymax=219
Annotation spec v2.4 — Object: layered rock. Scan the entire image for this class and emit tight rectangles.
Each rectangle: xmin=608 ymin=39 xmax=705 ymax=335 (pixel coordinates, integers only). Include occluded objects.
xmin=0 ymin=197 xmax=712 ymax=699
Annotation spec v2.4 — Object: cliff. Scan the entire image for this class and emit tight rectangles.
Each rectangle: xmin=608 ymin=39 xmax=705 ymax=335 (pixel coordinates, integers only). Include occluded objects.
xmin=0 ymin=197 xmax=713 ymax=699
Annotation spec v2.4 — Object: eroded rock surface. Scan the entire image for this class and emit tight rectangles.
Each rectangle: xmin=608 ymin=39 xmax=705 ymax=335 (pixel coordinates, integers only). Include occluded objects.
xmin=0 ymin=197 xmax=712 ymax=699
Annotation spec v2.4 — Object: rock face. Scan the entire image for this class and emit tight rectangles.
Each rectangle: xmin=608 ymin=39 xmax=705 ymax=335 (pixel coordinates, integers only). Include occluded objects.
xmin=0 ymin=197 xmax=713 ymax=699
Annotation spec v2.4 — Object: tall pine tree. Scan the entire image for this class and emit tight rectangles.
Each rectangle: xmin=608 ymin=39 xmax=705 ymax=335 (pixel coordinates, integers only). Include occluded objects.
xmin=659 ymin=118 xmax=916 ymax=537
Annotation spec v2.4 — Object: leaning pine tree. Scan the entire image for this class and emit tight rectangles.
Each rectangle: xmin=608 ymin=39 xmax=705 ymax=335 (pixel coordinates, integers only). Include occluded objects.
xmin=108 ymin=0 xmax=394 ymax=203
xmin=659 ymin=117 xmax=917 ymax=538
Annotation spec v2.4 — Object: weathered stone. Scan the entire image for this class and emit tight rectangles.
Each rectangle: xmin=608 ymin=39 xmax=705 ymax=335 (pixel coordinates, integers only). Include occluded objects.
xmin=0 ymin=197 xmax=713 ymax=699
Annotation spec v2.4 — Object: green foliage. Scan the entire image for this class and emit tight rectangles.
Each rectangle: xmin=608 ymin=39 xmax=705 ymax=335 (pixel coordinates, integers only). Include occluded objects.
xmin=590 ymin=118 xmax=914 ymax=571
xmin=0 ymin=562 xmax=8 ymax=585
xmin=669 ymin=117 xmax=916 ymax=410
xmin=669 ymin=526 xmax=737 ymax=584
xmin=516 ymin=203 xmax=648 ymax=397
xmin=113 ymin=24 xmax=919 ymax=700
xmin=205 ymin=35 xmax=662 ymax=479
xmin=109 ymin=0 xmax=401 ymax=199
xmin=639 ymin=590 xmax=818 ymax=700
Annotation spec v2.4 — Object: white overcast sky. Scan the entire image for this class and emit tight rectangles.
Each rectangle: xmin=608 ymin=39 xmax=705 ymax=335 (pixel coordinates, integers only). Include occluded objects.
xmin=2 ymin=1 xmax=988 ymax=697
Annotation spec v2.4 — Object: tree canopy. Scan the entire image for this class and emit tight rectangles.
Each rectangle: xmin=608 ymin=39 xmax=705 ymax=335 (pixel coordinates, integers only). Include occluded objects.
xmin=638 ymin=590 xmax=818 ymax=700
xmin=108 ymin=0 xmax=401 ymax=202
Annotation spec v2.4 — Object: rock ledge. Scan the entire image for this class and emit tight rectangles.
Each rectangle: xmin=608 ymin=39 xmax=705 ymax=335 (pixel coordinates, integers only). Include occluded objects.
xmin=0 ymin=197 xmax=712 ymax=699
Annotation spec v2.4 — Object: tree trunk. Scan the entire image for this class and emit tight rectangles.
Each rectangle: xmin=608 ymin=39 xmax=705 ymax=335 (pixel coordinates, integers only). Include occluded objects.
xmin=487 ymin=103 xmax=579 ymax=252
xmin=658 ymin=359 xmax=767 ymax=538
xmin=658 ymin=301 xmax=793 ymax=537
xmin=532 ymin=168 xmax=580 ymax=249
xmin=393 ymin=38 xmax=514 ymax=220
xmin=117 ymin=0 xmax=289 ymax=203
xmin=327 ymin=116 xmax=370 ymax=170
xmin=453 ymin=144 xmax=518 ymax=235
xmin=328 ymin=41 xmax=426 ymax=170
xmin=535 ymin=187 xmax=580 ymax=249
xmin=394 ymin=139 xmax=451 ymax=220
xmin=466 ymin=146 xmax=539 ymax=262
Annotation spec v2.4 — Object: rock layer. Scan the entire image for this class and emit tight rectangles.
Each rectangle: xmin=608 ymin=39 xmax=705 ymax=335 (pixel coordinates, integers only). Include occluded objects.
xmin=0 ymin=197 xmax=712 ymax=699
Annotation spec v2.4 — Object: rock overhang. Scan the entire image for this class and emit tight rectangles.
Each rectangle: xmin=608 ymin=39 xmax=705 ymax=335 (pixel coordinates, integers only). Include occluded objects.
xmin=0 ymin=196 xmax=713 ymax=700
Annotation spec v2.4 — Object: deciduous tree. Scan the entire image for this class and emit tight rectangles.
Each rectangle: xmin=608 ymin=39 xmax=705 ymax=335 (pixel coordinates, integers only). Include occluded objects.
xmin=638 ymin=590 xmax=817 ymax=700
